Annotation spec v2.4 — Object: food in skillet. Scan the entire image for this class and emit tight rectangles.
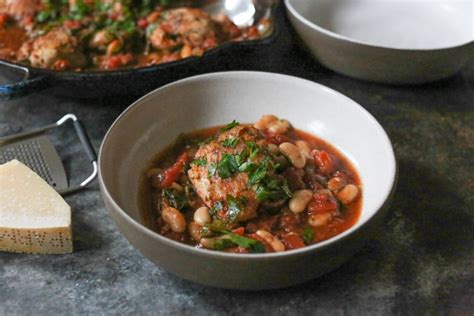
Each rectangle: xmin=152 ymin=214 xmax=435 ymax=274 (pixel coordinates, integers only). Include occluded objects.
xmin=0 ymin=0 xmax=264 ymax=71
xmin=141 ymin=115 xmax=362 ymax=253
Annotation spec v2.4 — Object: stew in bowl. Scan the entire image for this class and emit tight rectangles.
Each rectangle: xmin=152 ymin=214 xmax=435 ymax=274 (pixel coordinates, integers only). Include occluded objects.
xmin=141 ymin=115 xmax=362 ymax=253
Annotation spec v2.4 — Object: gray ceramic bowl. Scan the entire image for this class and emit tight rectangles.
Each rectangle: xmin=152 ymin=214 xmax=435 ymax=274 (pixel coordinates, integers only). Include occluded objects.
xmin=99 ymin=71 xmax=397 ymax=289
xmin=285 ymin=0 xmax=473 ymax=84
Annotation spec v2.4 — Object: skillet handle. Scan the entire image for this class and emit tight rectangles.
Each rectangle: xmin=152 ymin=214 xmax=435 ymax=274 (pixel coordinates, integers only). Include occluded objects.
xmin=0 ymin=60 xmax=49 ymax=99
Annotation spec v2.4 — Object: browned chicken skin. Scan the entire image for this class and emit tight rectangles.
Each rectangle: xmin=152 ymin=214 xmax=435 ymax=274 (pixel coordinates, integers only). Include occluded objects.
xmin=188 ymin=125 xmax=268 ymax=222
xmin=18 ymin=27 xmax=86 ymax=68
xmin=0 ymin=0 xmax=44 ymax=19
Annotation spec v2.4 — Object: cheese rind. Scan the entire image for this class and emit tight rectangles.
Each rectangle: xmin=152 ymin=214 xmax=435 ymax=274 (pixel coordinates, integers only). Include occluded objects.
xmin=0 ymin=159 xmax=72 ymax=254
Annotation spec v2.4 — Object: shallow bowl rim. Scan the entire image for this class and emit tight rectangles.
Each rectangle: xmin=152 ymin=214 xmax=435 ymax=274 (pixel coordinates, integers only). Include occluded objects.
xmin=98 ymin=70 xmax=397 ymax=260
xmin=284 ymin=0 xmax=473 ymax=52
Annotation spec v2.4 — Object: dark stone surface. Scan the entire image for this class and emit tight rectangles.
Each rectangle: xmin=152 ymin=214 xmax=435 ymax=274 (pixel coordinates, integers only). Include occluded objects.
xmin=0 ymin=9 xmax=473 ymax=316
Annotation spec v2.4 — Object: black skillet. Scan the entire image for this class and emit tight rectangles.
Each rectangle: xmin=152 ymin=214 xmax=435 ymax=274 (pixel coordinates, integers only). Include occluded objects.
xmin=0 ymin=0 xmax=280 ymax=99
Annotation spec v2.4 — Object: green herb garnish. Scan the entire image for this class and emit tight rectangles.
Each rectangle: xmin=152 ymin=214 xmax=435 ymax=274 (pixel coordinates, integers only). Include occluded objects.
xmin=226 ymin=195 xmax=247 ymax=222
xmin=222 ymin=137 xmax=240 ymax=148
xmin=255 ymin=177 xmax=292 ymax=201
xmin=224 ymin=233 xmax=266 ymax=253
xmin=302 ymin=228 xmax=314 ymax=245
xmin=162 ymin=189 xmax=189 ymax=210
xmin=217 ymin=153 xmax=239 ymax=178
xmin=191 ymin=157 xmax=207 ymax=166
xmin=221 ymin=120 xmax=240 ymax=132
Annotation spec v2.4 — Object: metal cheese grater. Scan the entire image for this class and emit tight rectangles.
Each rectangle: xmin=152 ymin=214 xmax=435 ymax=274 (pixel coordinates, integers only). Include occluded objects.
xmin=0 ymin=114 xmax=97 ymax=195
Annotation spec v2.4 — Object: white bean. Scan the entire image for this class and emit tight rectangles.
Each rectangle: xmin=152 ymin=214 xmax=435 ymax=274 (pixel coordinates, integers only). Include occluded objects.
xmin=254 ymin=115 xmax=278 ymax=130
xmin=289 ymin=189 xmax=313 ymax=213
xmin=267 ymin=143 xmax=280 ymax=154
xmin=327 ymin=176 xmax=347 ymax=191
xmin=193 ymin=206 xmax=212 ymax=225
xmin=267 ymin=120 xmax=290 ymax=134
xmin=161 ymin=206 xmax=186 ymax=233
xmin=279 ymin=142 xmax=306 ymax=169
xmin=256 ymin=230 xmax=285 ymax=252
xmin=295 ymin=140 xmax=312 ymax=159
xmin=308 ymin=213 xmax=333 ymax=227
xmin=336 ymin=184 xmax=359 ymax=204
xmin=200 ymin=237 xmax=216 ymax=249
xmin=188 ymin=222 xmax=202 ymax=241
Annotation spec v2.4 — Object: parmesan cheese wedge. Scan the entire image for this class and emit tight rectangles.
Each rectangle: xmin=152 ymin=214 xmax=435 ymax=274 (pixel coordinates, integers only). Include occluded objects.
xmin=0 ymin=159 xmax=72 ymax=254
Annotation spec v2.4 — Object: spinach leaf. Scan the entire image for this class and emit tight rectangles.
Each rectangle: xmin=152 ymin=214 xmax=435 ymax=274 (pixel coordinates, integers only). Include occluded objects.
xmin=227 ymin=195 xmax=247 ymax=222
xmin=225 ymin=233 xmax=266 ymax=253
xmin=214 ymin=238 xmax=235 ymax=250
xmin=162 ymin=189 xmax=188 ymax=210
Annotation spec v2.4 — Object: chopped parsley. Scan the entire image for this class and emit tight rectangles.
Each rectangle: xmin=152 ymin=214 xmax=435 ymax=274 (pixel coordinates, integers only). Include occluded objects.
xmin=222 ymin=137 xmax=240 ymax=148
xmin=248 ymin=158 xmax=271 ymax=185
xmin=246 ymin=141 xmax=260 ymax=160
xmin=221 ymin=120 xmax=240 ymax=132
xmin=255 ymin=177 xmax=292 ymax=201
xmin=191 ymin=157 xmax=207 ymax=166
xmin=302 ymin=228 xmax=314 ymax=245
xmin=217 ymin=153 xmax=240 ymax=178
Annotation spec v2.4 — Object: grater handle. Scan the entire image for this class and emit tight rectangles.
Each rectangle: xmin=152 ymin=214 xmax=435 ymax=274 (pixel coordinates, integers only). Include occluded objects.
xmin=73 ymin=119 xmax=97 ymax=162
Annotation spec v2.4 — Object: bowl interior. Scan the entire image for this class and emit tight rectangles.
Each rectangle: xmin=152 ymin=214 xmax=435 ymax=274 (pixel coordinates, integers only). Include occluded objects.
xmin=100 ymin=72 xmax=396 ymax=249
xmin=286 ymin=0 xmax=473 ymax=49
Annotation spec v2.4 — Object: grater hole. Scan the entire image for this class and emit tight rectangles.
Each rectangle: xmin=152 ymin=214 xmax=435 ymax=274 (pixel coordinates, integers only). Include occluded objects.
xmin=0 ymin=140 xmax=55 ymax=186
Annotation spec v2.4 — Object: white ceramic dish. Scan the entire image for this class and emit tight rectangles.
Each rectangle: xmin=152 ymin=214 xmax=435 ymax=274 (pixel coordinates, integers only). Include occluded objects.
xmin=99 ymin=71 xmax=397 ymax=289
xmin=285 ymin=0 xmax=473 ymax=84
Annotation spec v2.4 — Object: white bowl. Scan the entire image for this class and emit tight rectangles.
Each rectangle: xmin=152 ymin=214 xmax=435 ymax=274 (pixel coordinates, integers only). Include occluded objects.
xmin=285 ymin=0 xmax=473 ymax=84
xmin=99 ymin=71 xmax=397 ymax=289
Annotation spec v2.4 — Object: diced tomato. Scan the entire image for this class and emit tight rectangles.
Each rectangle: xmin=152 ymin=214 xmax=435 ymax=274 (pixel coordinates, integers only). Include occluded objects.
xmin=282 ymin=234 xmax=305 ymax=250
xmin=100 ymin=53 xmax=134 ymax=70
xmin=264 ymin=131 xmax=292 ymax=145
xmin=246 ymin=26 xmax=259 ymax=39
xmin=278 ymin=212 xmax=301 ymax=232
xmin=155 ymin=152 xmax=190 ymax=189
xmin=109 ymin=12 xmax=120 ymax=20
xmin=307 ymin=191 xmax=338 ymax=214
xmin=202 ymin=37 xmax=217 ymax=49
xmin=232 ymin=227 xmax=245 ymax=236
xmin=52 ymin=59 xmax=70 ymax=71
xmin=138 ymin=18 xmax=148 ymax=29
xmin=22 ymin=16 xmax=34 ymax=27
xmin=312 ymin=150 xmax=334 ymax=175
xmin=64 ymin=19 xmax=82 ymax=30
xmin=0 ymin=14 xmax=9 ymax=28
xmin=159 ymin=53 xmax=180 ymax=64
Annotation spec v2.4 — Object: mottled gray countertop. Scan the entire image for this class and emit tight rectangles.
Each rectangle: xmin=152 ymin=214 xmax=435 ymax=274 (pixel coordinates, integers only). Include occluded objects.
xmin=1 ymin=12 xmax=473 ymax=315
